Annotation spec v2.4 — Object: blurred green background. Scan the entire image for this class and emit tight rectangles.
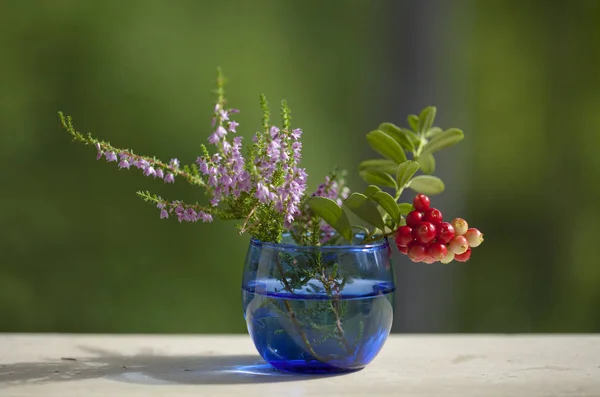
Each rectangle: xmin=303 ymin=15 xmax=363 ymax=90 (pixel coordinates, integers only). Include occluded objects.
xmin=1 ymin=0 xmax=598 ymax=333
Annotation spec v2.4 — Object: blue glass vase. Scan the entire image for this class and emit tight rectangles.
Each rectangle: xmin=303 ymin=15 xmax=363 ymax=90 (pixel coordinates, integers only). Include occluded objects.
xmin=242 ymin=234 xmax=395 ymax=373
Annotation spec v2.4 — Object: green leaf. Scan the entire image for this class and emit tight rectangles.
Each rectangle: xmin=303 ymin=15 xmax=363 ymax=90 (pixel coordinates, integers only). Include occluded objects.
xmin=407 ymin=114 xmax=419 ymax=132
xmin=364 ymin=185 xmax=381 ymax=197
xmin=378 ymin=123 xmax=415 ymax=152
xmin=422 ymin=128 xmax=464 ymax=154
xmin=344 ymin=193 xmax=385 ymax=230
xmin=425 ymin=127 xmax=444 ymax=138
xmin=397 ymin=203 xmax=413 ymax=215
xmin=408 ymin=175 xmax=445 ymax=195
xmin=396 ymin=160 xmax=420 ymax=188
xmin=417 ymin=106 xmax=437 ymax=135
xmin=370 ymin=191 xmax=401 ymax=225
xmin=400 ymin=128 xmax=420 ymax=147
xmin=417 ymin=152 xmax=436 ymax=174
xmin=366 ymin=130 xmax=407 ymax=164
xmin=359 ymin=159 xmax=398 ymax=175
xmin=307 ymin=197 xmax=353 ymax=242
xmin=359 ymin=170 xmax=397 ymax=189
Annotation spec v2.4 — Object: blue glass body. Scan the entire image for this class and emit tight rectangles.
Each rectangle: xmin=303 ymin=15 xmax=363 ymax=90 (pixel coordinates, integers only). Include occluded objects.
xmin=242 ymin=234 xmax=395 ymax=373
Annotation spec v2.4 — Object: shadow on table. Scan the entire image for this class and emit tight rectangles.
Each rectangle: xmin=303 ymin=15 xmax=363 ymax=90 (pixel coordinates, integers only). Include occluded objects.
xmin=0 ymin=346 xmax=343 ymax=386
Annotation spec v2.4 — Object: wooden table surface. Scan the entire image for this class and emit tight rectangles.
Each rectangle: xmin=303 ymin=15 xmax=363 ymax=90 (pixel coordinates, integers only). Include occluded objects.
xmin=0 ymin=334 xmax=599 ymax=396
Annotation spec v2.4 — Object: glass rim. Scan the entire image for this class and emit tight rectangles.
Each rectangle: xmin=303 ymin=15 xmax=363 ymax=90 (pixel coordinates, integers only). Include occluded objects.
xmin=250 ymin=233 xmax=390 ymax=251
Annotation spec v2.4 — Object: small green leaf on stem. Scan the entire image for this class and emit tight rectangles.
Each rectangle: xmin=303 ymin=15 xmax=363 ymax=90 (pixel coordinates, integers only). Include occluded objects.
xmin=366 ymin=130 xmax=407 ymax=164
xmin=364 ymin=185 xmax=381 ymax=197
xmin=408 ymin=175 xmax=445 ymax=195
xmin=425 ymin=127 xmax=444 ymax=138
xmin=307 ymin=197 xmax=353 ymax=242
xmin=417 ymin=106 xmax=437 ymax=136
xmin=378 ymin=123 xmax=415 ymax=152
xmin=345 ymin=193 xmax=385 ymax=230
xmin=408 ymin=114 xmax=419 ymax=132
xmin=417 ymin=152 xmax=436 ymax=174
xmin=359 ymin=159 xmax=398 ymax=175
xmin=396 ymin=160 xmax=420 ymax=189
xmin=423 ymin=128 xmax=464 ymax=154
xmin=370 ymin=191 xmax=401 ymax=225
xmin=359 ymin=170 xmax=397 ymax=189
xmin=397 ymin=203 xmax=414 ymax=215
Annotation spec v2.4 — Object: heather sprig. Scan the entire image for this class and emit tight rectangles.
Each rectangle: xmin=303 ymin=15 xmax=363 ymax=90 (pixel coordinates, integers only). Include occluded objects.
xmin=137 ymin=191 xmax=214 ymax=223
xmin=59 ymin=113 xmax=202 ymax=187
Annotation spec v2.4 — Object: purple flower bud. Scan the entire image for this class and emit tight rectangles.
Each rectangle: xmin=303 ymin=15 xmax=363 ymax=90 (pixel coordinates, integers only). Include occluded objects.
xmin=164 ymin=173 xmax=175 ymax=183
xmin=222 ymin=140 xmax=231 ymax=154
xmin=270 ymin=126 xmax=280 ymax=138
xmin=291 ymin=128 xmax=303 ymax=140
xmin=199 ymin=212 xmax=213 ymax=223
xmin=216 ymin=126 xmax=227 ymax=139
xmin=169 ymin=158 xmax=180 ymax=169
xmin=208 ymin=132 xmax=220 ymax=144
xmin=229 ymin=108 xmax=240 ymax=114
xmin=160 ymin=209 xmax=169 ymax=219
xmin=145 ymin=166 xmax=156 ymax=177
xmin=185 ymin=208 xmax=197 ymax=222
xmin=95 ymin=143 xmax=102 ymax=160
xmin=105 ymin=151 xmax=117 ymax=162
xmin=214 ymin=103 xmax=221 ymax=112
xmin=196 ymin=157 xmax=209 ymax=174
xmin=155 ymin=168 xmax=164 ymax=179
xmin=118 ymin=159 xmax=130 ymax=169
xmin=256 ymin=182 xmax=271 ymax=203
xmin=228 ymin=120 xmax=239 ymax=133
xmin=219 ymin=109 xmax=229 ymax=121
xmin=137 ymin=159 xmax=149 ymax=170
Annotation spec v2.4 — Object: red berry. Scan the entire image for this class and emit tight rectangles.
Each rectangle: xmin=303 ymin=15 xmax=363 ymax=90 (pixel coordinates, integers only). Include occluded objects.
xmin=413 ymin=194 xmax=430 ymax=212
xmin=436 ymin=222 xmax=455 ymax=244
xmin=406 ymin=211 xmax=424 ymax=228
xmin=464 ymin=228 xmax=484 ymax=248
xmin=449 ymin=235 xmax=469 ymax=255
xmin=440 ymin=250 xmax=455 ymax=264
xmin=424 ymin=208 xmax=443 ymax=224
xmin=395 ymin=226 xmax=413 ymax=247
xmin=398 ymin=245 xmax=408 ymax=255
xmin=407 ymin=242 xmax=427 ymax=262
xmin=454 ymin=247 xmax=472 ymax=262
xmin=427 ymin=242 xmax=448 ymax=261
xmin=413 ymin=221 xmax=437 ymax=244
xmin=451 ymin=218 xmax=468 ymax=235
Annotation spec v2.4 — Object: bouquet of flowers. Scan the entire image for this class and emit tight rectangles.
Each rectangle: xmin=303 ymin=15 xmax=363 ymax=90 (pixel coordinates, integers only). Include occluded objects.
xmin=59 ymin=68 xmax=483 ymax=262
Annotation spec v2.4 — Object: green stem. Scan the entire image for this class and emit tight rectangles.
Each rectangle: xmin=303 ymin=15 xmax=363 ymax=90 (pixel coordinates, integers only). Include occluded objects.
xmin=274 ymin=256 xmax=331 ymax=363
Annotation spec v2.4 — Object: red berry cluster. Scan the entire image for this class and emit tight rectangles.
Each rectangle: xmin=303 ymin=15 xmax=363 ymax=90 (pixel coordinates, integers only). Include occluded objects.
xmin=395 ymin=194 xmax=484 ymax=264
